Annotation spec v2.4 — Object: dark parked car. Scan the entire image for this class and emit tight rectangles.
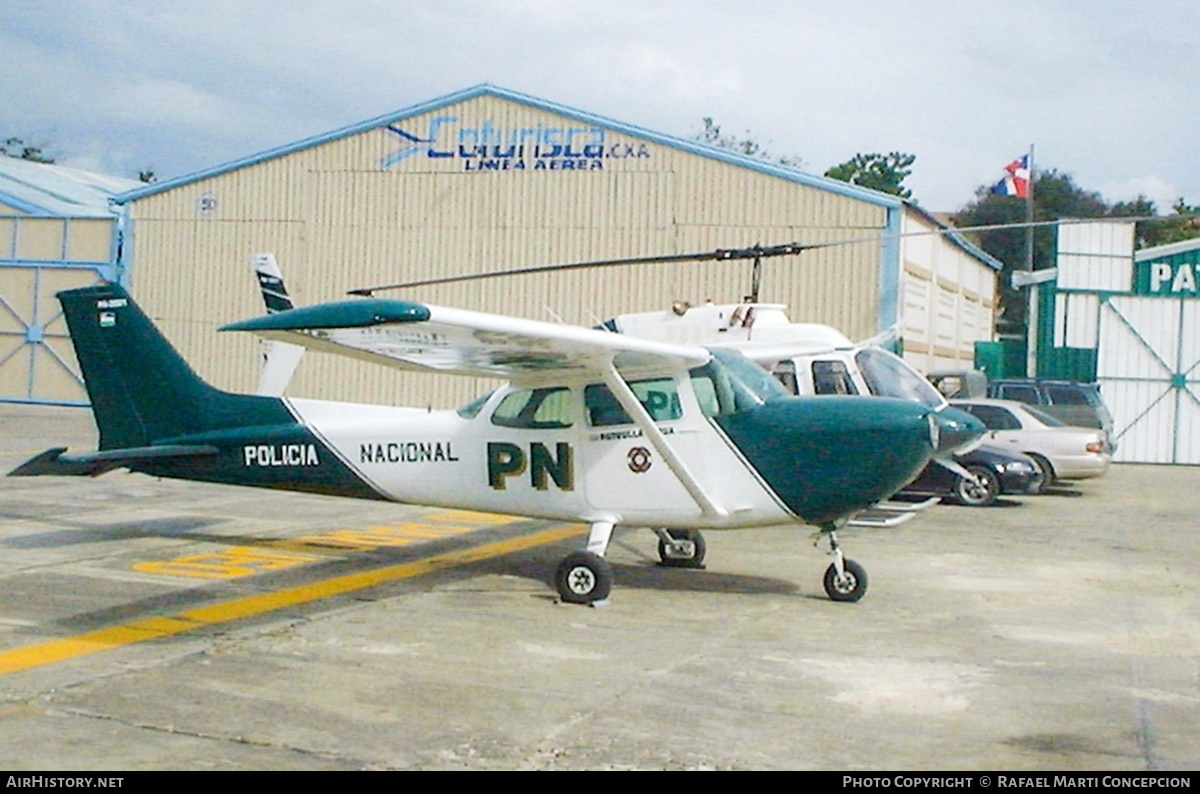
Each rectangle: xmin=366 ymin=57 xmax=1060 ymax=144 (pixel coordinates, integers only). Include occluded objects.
xmin=897 ymin=444 xmax=1043 ymax=507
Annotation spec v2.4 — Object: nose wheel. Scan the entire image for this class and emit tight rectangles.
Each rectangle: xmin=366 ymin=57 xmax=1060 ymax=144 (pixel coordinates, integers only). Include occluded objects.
xmin=818 ymin=525 xmax=868 ymax=602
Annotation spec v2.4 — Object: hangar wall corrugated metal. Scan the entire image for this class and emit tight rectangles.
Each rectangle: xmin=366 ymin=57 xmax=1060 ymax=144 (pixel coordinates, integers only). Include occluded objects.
xmin=899 ymin=210 xmax=998 ymax=373
xmin=120 ymin=91 xmax=892 ymax=409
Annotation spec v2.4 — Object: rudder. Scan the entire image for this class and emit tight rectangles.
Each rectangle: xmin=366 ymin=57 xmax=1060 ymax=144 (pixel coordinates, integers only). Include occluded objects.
xmin=59 ymin=284 xmax=292 ymax=450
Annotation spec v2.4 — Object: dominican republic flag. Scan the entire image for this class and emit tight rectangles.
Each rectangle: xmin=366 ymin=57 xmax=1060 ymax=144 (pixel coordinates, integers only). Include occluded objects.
xmin=992 ymin=154 xmax=1030 ymax=198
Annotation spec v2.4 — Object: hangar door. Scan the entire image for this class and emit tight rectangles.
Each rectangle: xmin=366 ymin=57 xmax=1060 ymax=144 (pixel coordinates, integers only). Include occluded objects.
xmin=1097 ymin=296 xmax=1200 ymax=464
xmin=0 ymin=217 xmax=118 ymax=405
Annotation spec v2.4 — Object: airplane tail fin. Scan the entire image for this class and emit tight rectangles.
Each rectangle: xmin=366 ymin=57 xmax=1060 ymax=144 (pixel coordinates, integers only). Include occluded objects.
xmin=252 ymin=253 xmax=305 ymax=396
xmin=58 ymin=283 xmax=290 ymax=451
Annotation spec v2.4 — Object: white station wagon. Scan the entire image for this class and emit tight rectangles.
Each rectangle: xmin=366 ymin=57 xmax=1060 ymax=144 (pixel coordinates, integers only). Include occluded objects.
xmin=950 ymin=398 xmax=1111 ymax=492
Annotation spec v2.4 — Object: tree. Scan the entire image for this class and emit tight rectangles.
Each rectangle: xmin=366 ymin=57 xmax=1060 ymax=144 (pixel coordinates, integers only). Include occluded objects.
xmin=824 ymin=152 xmax=916 ymax=199
xmin=1 ymin=137 xmax=55 ymax=163
xmin=692 ymin=118 xmax=804 ymax=169
xmin=954 ymin=168 xmax=1200 ymax=338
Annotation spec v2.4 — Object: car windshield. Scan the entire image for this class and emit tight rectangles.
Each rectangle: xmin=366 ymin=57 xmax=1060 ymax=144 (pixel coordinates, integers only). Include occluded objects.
xmin=855 ymin=347 xmax=947 ymax=409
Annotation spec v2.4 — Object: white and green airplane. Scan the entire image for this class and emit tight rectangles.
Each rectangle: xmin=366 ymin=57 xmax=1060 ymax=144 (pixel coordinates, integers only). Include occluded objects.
xmin=10 ymin=283 xmax=984 ymax=604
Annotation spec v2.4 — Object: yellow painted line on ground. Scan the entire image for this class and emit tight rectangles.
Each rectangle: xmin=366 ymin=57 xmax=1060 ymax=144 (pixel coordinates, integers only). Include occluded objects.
xmin=0 ymin=523 xmax=585 ymax=676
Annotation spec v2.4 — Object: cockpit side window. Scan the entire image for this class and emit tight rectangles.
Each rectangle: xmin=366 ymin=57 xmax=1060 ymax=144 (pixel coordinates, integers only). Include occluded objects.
xmin=811 ymin=360 xmax=859 ymax=395
xmin=490 ymin=387 xmax=573 ymax=429
xmin=585 ymin=378 xmax=683 ymax=427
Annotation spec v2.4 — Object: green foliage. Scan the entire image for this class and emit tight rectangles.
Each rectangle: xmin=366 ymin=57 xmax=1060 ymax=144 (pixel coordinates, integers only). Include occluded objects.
xmin=824 ymin=152 xmax=916 ymax=199
xmin=1138 ymin=199 xmax=1200 ymax=247
xmin=693 ymin=118 xmax=804 ymax=169
xmin=2 ymin=137 xmax=55 ymax=163
xmin=954 ymin=168 xmax=1200 ymax=337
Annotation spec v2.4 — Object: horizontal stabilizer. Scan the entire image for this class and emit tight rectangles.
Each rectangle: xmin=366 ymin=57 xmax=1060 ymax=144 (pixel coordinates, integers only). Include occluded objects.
xmin=9 ymin=444 xmax=219 ymax=478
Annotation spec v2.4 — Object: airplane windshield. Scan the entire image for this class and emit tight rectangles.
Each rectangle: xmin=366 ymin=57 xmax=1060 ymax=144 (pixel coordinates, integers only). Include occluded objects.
xmin=692 ymin=347 xmax=790 ymax=416
xmin=855 ymin=347 xmax=947 ymax=409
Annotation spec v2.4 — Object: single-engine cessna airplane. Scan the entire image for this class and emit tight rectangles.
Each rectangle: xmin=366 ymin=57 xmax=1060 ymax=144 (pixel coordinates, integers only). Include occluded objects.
xmin=11 ymin=283 xmax=984 ymax=604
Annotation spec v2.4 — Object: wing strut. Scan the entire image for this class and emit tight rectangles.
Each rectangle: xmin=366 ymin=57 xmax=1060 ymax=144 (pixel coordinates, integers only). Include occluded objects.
xmin=600 ymin=363 xmax=728 ymax=519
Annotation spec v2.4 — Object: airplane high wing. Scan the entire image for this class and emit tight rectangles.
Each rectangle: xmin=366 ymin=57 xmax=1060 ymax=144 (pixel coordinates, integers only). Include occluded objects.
xmin=11 ymin=283 xmax=983 ymax=605
xmin=221 ymin=298 xmax=711 ymax=380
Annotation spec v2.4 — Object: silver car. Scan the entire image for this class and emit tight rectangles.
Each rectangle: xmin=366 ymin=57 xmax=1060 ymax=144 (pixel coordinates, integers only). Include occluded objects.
xmin=950 ymin=398 xmax=1111 ymax=492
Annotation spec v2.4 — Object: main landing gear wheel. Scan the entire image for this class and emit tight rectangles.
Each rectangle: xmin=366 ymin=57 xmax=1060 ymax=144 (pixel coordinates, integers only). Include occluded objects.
xmin=555 ymin=551 xmax=613 ymax=604
xmin=823 ymin=558 xmax=868 ymax=602
xmin=656 ymin=529 xmax=706 ymax=568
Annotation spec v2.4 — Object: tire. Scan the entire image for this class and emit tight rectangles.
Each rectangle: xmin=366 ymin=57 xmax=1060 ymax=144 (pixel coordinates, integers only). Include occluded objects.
xmin=823 ymin=558 xmax=868 ymax=602
xmin=1026 ymin=454 xmax=1054 ymax=494
xmin=952 ymin=465 xmax=1001 ymax=507
xmin=657 ymin=529 xmax=706 ymax=568
xmin=555 ymin=551 xmax=613 ymax=604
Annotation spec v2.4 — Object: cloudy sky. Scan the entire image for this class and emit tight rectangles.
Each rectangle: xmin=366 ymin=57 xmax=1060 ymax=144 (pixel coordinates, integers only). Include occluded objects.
xmin=3 ymin=0 xmax=1196 ymax=212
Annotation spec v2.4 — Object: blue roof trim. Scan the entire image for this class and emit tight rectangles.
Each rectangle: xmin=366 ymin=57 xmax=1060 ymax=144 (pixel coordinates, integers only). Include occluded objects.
xmin=0 ymin=190 xmax=52 ymax=214
xmin=903 ymin=201 xmax=1004 ymax=272
xmin=113 ymin=84 xmax=901 ymax=209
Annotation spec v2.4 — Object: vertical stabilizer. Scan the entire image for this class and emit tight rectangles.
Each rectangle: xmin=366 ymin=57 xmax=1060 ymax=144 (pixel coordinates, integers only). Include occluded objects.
xmin=252 ymin=253 xmax=305 ymax=396
xmin=59 ymin=284 xmax=292 ymax=450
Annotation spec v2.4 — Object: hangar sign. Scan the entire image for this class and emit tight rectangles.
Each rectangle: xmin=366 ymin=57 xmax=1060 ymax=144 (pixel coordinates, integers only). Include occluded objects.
xmin=380 ymin=116 xmax=652 ymax=173
xmin=1134 ymin=252 xmax=1200 ymax=297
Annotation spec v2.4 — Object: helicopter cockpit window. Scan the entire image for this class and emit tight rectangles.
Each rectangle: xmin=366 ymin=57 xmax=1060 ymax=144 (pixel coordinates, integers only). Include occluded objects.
xmin=585 ymin=378 xmax=682 ymax=427
xmin=490 ymin=387 xmax=573 ymax=429
xmin=855 ymin=347 xmax=946 ymax=409
xmin=812 ymin=360 xmax=859 ymax=395
xmin=691 ymin=347 xmax=789 ymax=416
xmin=771 ymin=360 xmax=799 ymax=396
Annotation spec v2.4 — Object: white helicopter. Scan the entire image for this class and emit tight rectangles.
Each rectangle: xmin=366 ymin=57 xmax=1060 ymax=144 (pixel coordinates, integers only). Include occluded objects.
xmin=9 ymin=275 xmax=984 ymax=605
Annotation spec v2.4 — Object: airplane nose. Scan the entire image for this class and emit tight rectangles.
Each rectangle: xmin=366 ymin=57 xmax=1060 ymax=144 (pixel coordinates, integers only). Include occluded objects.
xmin=931 ymin=406 xmax=986 ymax=454
xmin=713 ymin=396 xmax=941 ymax=524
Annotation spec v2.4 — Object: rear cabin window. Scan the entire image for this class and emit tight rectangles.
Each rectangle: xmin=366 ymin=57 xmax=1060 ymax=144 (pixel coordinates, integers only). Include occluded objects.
xmin=490 ymin=387 xmax=573 ymax=429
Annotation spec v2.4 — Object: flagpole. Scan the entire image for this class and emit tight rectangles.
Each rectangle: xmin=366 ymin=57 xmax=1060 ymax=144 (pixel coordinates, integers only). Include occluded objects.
xmin=1025 ymin=143 xmax=1038 ymax=378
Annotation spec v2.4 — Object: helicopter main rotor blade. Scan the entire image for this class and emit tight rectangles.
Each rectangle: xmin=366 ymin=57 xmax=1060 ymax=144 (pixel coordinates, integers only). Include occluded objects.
xmin=347 ymin=214 xmax=1186 ymax=296
xmin=347 ymin=243 xmax=813 ymax=295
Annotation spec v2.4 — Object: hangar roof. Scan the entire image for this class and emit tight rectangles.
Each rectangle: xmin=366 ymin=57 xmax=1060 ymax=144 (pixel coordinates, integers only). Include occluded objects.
xmin=109 ymin=83 xmax=999 ymax=270
xmin=0 ymin=157 xmax=139 ymax=217
xmin=113 ymin=83 xmax=903 ymax=209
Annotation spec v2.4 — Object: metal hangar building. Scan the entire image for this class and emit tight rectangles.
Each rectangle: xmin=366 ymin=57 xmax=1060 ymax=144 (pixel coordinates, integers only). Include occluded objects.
xmin=3 ymin=84 xmax=1001 ymax=408
xmin=0 ymin=158 xmax=139 ymax=405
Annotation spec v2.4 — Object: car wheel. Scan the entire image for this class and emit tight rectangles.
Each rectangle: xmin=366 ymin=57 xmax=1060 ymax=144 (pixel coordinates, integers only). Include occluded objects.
xmin=1027 ymin=454 xmax=1054 ymax=494
xmin=953 ymin=465 xmax=1001 ymax=507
